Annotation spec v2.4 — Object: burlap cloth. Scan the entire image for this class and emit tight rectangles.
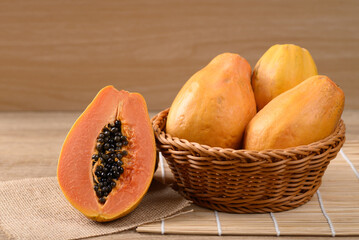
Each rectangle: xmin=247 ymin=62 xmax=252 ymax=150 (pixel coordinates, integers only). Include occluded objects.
xmin=0 ymin=177 xmax=191 ymax=240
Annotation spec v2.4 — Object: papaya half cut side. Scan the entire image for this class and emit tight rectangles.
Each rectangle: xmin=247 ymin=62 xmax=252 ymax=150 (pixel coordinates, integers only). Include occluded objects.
xmin=57 ymin=86 xmax=156 ymax=222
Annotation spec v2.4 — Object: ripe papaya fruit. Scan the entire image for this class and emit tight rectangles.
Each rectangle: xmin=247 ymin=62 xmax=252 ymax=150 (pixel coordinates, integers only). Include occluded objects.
xmin=243 ymin=75 xmax=344 ymax=150
xmin=252 ymin=44 xmax=318 ymax=110
xmin=57 ymin=86 xmax=156 ymax=222
xmin=166 ymin=53 xmax=256 ymax=149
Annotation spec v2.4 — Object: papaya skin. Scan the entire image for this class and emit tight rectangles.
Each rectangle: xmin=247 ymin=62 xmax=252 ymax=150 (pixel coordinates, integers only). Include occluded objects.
xmin=166 ymin=53 xmax=256 ymax=149
xmin=252 ymin=44 xmax=318 ymax=110
xmin=243 ymin=75 xmax=344 ymax=151
xmin=57 ymin=86 xmax=156 ymax=222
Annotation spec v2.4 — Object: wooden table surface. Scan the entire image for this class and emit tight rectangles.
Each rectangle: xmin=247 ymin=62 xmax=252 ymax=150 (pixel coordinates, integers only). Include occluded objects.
xmin=0 ymin=110 xmax=358 ymax=240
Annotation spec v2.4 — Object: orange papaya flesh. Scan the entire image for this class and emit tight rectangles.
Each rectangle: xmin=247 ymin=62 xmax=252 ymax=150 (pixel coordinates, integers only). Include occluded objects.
xmin=57 ymin=86 xmax=156 ymax=222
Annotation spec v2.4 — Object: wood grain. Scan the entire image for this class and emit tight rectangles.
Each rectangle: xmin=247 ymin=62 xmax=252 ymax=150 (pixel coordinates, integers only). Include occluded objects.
xmin=0 ymin=0 xmax=358 ymax=111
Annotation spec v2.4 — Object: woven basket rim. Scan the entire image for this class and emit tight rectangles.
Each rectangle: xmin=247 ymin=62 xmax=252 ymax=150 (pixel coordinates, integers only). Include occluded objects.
xmin=152 ymin=108 xmax=346 ymax=160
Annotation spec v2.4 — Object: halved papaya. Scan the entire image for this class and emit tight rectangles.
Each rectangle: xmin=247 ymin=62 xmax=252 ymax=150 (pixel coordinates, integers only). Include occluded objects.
xmin=57 ymin=86 xmax=156 ymax=222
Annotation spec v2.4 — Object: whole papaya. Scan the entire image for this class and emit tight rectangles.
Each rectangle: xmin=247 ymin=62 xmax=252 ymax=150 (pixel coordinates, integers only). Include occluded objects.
xmin=243 ymin=75 xmax=344 ymax=151
xmin=166 ymin=53 xmax=256 ymax=149
xmin=252 ymin=44 xmax=318 ymax=110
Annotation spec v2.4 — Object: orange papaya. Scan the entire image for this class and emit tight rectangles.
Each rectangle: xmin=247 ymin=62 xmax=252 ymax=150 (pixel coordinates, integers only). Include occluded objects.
xmin=166 ymin=53 xmax=256 ymax=149
xmin=244 ymin=75 xmax=344 ymax=150
xmin=252 ymin=44 xmax=318 ymax=110
xmin=57 ymin=86 xmax=156 ymax=222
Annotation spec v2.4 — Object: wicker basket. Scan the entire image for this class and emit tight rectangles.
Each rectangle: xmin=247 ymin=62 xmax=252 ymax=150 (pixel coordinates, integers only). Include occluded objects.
xmin=152 ymin=108 xmax=346 ymax=213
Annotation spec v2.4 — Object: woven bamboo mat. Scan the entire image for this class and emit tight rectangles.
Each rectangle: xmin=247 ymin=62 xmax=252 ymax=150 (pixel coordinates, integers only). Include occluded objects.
xmin=137 ymin=141 xmax=359 ymax=236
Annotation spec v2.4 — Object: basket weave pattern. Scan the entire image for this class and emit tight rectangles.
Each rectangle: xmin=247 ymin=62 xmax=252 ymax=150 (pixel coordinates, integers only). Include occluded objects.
xmin=152 ymin=109 xmax=346 ymax=213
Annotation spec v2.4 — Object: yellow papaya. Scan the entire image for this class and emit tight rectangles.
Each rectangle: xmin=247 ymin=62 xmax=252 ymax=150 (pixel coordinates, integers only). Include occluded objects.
xmin=252 ymin=44 xmax=318 ymax=110
xmin=166 ymin=53 xmax=256 ymax=149
xmin=243 ymin=75 xmax=344 ymax=151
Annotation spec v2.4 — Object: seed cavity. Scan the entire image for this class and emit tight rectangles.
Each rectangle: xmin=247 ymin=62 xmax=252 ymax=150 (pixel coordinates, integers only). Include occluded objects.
xmin=92 ymin=119 xmax=128 ymax=204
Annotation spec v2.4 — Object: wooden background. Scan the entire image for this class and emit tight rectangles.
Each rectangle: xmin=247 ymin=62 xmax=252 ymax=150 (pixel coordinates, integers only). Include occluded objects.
xmin=0 ymin=0 xmax=358 ymax=111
